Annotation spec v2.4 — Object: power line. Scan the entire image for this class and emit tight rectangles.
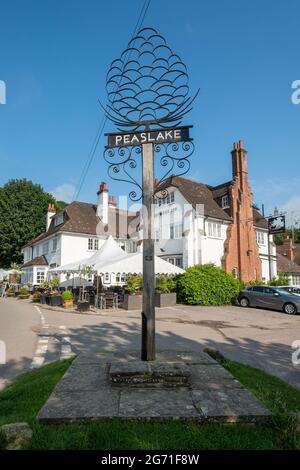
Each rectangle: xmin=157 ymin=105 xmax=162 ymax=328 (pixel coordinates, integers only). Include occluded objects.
xmin=73 ymin=0 xmax=152 ymax=201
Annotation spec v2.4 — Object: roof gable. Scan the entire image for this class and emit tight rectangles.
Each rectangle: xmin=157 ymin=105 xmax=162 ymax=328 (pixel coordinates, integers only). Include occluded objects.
xmin=23 ymin=201 xmax=138 ymax=248
xmin=156 ymin=176 xmax=232 ymax=221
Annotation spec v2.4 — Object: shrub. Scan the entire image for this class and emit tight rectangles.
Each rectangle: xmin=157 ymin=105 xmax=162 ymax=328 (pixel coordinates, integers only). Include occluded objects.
xmin=32 ymin=291 xmax=41 ymax=303
xmin=248 ymin=279 xmax=266 ymax=286
xmin=7 ymin=287 xmax=14 ymax=294
xmin=155 ymin=274 xmax=176 ymax=293
xmin=50 ymin=277 xmax=60 ymax=290
xmin=268 ymin=272 xmax=290 ymax=286
xmin=124 ymin=275 xmax=142 ymax=294
xmin=62 ymin=290 xmax=73 ymax=301
xmin=41 ymin=280 xmax=50 ymax=290
xmin=176 ymin=264 xmax=241 ymax=305
xmin=19 ymin=287 xmax=29 ymax=296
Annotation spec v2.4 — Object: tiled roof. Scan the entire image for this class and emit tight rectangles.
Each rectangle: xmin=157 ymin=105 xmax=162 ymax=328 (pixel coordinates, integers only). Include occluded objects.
xmin=22 ymin=255 xmax=48 ymax=268
xmin=277 ymin=253 xmax=300 ymax=274
xmin=252 ymin=208 xmax=269 ymax=229
xmin=156 ymin=175 xmax=232 ymax=221
xmin=156 ymin=175 xmax=268 ymax=227
xmin=277 ymin=243 xmax=300 ymax=267
xmin=23 ymin=201 xmax=138 ymax=248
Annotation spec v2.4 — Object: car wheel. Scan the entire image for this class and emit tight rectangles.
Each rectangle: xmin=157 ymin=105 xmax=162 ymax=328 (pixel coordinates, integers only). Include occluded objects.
xmin=283 ymin=303 xmax=297 ymax=315
xmin=240 ymin=297 xmax=249 ymax=308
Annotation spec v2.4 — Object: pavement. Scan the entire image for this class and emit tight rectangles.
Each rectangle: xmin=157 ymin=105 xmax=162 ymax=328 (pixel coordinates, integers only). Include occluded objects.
xmin=0 ymin=297 xmax=300 ymax=389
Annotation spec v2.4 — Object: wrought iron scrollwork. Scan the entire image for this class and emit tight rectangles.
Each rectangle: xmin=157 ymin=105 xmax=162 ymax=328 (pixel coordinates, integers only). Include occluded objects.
xmin=154 ymin=141 xmax=194 ymax=198
xmin=103 ymin=146 xmax=143 ymax=201
xmin=101 ymin=27 xmax=199 ymax=131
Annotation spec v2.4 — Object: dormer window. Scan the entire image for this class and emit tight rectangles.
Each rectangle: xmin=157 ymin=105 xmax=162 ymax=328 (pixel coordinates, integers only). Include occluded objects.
xmin=221 ymin=195 xmax=230 ymax=209
xmin=54 ymin=213 xmax=64 ymax=226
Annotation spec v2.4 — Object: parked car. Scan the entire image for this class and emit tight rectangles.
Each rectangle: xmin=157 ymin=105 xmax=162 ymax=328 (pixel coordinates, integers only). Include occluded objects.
xmin=239 ymin=285 xmax=300 ymax=315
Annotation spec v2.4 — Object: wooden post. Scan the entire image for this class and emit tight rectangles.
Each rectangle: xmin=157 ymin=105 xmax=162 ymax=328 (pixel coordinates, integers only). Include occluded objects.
xmin=141 ymin=142 xmax=155 ymax=361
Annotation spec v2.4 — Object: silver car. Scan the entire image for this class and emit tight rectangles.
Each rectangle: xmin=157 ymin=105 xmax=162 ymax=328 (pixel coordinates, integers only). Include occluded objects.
xmin=239 ymin=286 xmax=300 ymax=315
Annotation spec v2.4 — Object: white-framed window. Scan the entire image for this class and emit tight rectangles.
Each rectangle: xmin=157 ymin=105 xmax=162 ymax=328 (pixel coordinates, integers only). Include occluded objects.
xmin=54 ymin=213 xmax=63 ymax=226
xmin=292 ymin=274 xmax=300 ymax=286
xmin=52 ymin=238 xmax=57 ymax=252
xmin=170 ymin=223 xmax=182 ymax=239
xmin=103 ymin=273 xmax=110 ymax=284
xmin=167 ymin=257 xmax=183 ymax=268
xmin=36 ymin=269 xmax=45 ymax=284
xmin=207 ymin=222 xmax=222 ymax=238
xmin=116 ymin=273 xmax=126 ymax=283
xmin=256 ymin=231 xmax=266 ymax=246
xmin=170 ymin=192 xmax=175 ymax=203
xmin=94 ymin=239 xmax=99 ymax=250
xmin=88 ymin=238 xmax=93 ymax=250
xmin=43 ymin=242 xmax=49 ymax=255
xmin=222 ymin=195 xmax=230 ymax=209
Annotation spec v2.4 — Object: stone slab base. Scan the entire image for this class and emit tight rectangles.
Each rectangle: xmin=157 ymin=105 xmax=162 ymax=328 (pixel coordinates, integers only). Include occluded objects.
xmin=38 ymin=350 xmax=271 ymax=424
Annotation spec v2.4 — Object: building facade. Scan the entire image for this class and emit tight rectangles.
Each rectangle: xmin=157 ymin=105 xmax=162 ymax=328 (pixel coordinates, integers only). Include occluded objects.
xmin=153 ymin=141 xmax=277 ymax=282
xmin=21 ymin=187 xmax=138 ymax=285
xmin=22 ymin=140 xmax=278 ymax=285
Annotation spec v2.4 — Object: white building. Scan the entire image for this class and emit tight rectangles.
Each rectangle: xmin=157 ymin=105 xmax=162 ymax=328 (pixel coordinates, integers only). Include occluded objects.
xmin=152 ymin=140 xmax=277 ymax=283
xmin=21 ymin=183 xmax=138 ymax=286
xmin=21 ymin=140 xmax=278 ymax=285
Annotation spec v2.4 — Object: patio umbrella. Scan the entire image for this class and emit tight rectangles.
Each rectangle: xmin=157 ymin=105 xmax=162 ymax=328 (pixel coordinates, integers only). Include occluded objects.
xmin=49 ymin=235 xmax=128 ymax=273
xmin=93 ymin=251 xmax=184 ymax=276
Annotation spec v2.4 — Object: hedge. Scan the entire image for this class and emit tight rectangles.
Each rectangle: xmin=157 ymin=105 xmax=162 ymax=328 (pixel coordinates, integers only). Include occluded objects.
xmin=176 ymin=264 xmax=241 ymax=305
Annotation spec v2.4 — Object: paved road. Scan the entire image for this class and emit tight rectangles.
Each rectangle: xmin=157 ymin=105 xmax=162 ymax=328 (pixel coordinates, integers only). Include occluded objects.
xmin=0 ymin=297 xmax=41 ymax=389
xmin=0 ymin=298 xmax=300 ymax=389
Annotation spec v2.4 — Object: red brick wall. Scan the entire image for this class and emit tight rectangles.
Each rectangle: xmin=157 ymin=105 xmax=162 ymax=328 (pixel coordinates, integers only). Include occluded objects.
xmin=221 ymin=141 xmax=262 ymax=282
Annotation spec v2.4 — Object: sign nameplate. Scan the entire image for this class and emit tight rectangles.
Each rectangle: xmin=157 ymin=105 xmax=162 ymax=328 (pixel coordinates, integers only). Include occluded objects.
xmin=106 ymin=126 xmax=191 ymax=148
xmin=268 ymin=215 xmax=286 ymax=234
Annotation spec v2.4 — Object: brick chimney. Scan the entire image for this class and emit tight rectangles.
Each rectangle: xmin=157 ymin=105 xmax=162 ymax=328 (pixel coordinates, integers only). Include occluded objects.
xmin=108 ymin=195 xmax=117 ymax=209
xmin=222 ymin=141 xmax=262 ymax=282
xmin=282 ymin=236 xmax=294 ymax=261
xmin=232 ymin=140 xmax=248 ymax=191
xmin=97 ymin=181 xmax=108 ymax=224
xmin=46 ymin=203 xmax=56 ymax=231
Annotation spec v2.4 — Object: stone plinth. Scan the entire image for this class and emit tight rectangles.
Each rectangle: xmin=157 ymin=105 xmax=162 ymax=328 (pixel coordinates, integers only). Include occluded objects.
xmin=38 ymin=350 xmax=271 ymax=423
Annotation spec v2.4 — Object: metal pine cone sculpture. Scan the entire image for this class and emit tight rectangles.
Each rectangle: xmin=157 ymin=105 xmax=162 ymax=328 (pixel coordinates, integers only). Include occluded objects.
xmin=102 ymin=27 xmax=199 ymax=131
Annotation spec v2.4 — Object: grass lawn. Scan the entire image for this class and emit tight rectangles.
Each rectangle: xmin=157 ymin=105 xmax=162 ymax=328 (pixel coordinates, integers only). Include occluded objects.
xmin=0 ymin=357 xmax=299 ymax=450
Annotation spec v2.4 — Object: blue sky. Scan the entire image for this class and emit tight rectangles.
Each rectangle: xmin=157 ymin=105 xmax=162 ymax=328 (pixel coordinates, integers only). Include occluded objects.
xmin=0 ymin=0 xmax=300 ymax=224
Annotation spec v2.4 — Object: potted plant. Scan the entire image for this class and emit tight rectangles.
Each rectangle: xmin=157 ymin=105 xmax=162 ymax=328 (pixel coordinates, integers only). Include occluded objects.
xmin=77 ymin=265 xmax=94 ymax=312
xmin=62 ymin=290 xmax=73 ymax=308
xmin=18 ymin=287 xmax=30 ymax=299
xmin=123 ymin=274 xmax=143 ymax=310
xmin=40 ymin=280 xmax=51 ymax=304
xmin=32 ymin=291 xmax=42 ymax=303
xmin=6 ymin=287 xmax=14 ymax=297
xmin=155 ymin=274 xmax=177 ymax=307
xmin=48 ymin=277 xmax=62 ymax=306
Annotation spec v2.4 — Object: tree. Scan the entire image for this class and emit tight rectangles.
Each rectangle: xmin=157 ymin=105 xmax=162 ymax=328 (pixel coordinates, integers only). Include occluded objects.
xmin=0 ymin=179 xmax=57 ymax=268
xmin=274 ymin=229 xmax=300 ymax=245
